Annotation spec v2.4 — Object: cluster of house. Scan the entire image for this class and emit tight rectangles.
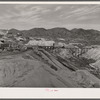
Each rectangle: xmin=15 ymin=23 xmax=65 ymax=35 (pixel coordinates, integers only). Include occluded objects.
xmin=0 ymin=34 xmax=26 ymax=51
xmin=0 ymin=31 xmax=88 ymax=53
xmin=25 ymin=37 xmax=71 ymax=49
xmin=26 ymin=38 xmax=55 ymax=47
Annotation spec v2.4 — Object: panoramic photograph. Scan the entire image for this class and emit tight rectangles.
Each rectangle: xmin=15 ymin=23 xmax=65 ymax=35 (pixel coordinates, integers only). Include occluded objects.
xmin=0 ymin=4 xmax=100 ymax=87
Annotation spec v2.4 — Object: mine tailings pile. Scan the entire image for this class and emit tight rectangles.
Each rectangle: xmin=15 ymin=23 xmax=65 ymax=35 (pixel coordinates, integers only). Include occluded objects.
xmin=32 ymin=48 xmax=100 ymax=88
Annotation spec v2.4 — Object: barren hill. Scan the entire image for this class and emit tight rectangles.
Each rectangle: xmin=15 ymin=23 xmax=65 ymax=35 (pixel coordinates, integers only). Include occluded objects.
xmin=7 ymin=27 xmax=100 ymax=45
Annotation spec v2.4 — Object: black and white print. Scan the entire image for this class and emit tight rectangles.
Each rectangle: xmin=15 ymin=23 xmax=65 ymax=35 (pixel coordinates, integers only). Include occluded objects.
xmin=0 ymin=3 xmax=99 ymax=87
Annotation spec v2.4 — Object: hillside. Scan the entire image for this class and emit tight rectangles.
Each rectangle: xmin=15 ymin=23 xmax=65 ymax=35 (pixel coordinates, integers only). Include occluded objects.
xmin=0 ymin=29 xmax=8 ymax=38
xmin=0 ymin=28 xmax=100 ymax=87
xmin=0 ymin=49 xmax=99 ymax=87
xmin=7 ymin=27 xmax=100 ymax=45
xmin=71 ymin=28 xmax=100 ymax=45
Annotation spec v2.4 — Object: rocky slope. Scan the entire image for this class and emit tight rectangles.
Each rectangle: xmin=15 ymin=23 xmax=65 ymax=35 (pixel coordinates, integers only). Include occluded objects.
xmin=0 ymin=49 xmax=99 ymax=87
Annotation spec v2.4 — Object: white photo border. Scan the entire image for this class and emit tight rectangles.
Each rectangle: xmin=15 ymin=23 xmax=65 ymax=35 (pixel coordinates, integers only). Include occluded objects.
xmin=0 ymin=1 xmax=100 ymax=99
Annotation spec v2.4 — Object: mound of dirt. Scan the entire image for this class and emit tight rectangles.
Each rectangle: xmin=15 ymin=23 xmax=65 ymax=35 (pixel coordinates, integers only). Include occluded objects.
xmin=71 ymin=70 xmax=100 ymax=88
xmin=83 ymin=47 xmax=100 ymax=71
xmin=83 ymin=48 xmax=100 ymax=60
xmin=90 ymin=59 xmax=100 ymax=69
xmin=0 ymin=49 xmax=100 ymax=87
xmin=0 ymin=52 xmax=77 ymax=87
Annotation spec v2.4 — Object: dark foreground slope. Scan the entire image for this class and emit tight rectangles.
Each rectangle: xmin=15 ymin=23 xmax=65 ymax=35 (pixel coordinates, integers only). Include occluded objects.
xmin=0 ymin=49 xmax=100 ymax=87
xmin=0 ymin=50 xmax=78 ymax=87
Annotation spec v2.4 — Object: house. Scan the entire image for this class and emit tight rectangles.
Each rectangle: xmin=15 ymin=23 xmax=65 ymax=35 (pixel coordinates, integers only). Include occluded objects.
xmin=25 ymin=39 xmax=55 ymax=47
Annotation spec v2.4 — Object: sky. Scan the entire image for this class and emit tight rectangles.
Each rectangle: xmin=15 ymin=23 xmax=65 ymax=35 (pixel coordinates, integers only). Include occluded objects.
xmin=0 ymin=4 xmax=100 ymax=30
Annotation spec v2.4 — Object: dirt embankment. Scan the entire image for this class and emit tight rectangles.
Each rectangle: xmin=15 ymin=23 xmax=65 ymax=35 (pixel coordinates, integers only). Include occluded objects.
xmin=0 ymin=50 xmax=76 ymax=87
xmin=83 ymin=47 xmax=100 ymax=69
xmin=0 ymin=49 xmax=100 ymax=87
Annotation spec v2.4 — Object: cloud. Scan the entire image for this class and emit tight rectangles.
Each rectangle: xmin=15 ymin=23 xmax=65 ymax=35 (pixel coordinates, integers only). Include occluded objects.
xmin=41 ymin=9 xmax=51 ymax=13
xmin=14 ymin=4 xmax=30 ymax=11
xmin=61 ymin=5 xmax=100 ymax=20
xmin=76 ymin=15 xmax=98 ymax=21
xmin=8 ymin=5 xmax=44 ymax=23
xmin=0 ymin=4 xmax=100 ymax=30
xmin=54 ymin=6 xmax=62 ymax=11
xmin=0 ymin=5 xmax=43 ymax=29
xmin=71 ymin=5 xmax=100 ymax=16
xmin=13 ymin=5 xmax=51 ymax=22
xmin=0 ymin=4 xmax=53 ymax=29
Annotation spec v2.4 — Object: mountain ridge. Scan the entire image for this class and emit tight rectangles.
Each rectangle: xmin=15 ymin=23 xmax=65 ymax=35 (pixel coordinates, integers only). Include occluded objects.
xmin=6 ymin=27 xmax=100 ymax=45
